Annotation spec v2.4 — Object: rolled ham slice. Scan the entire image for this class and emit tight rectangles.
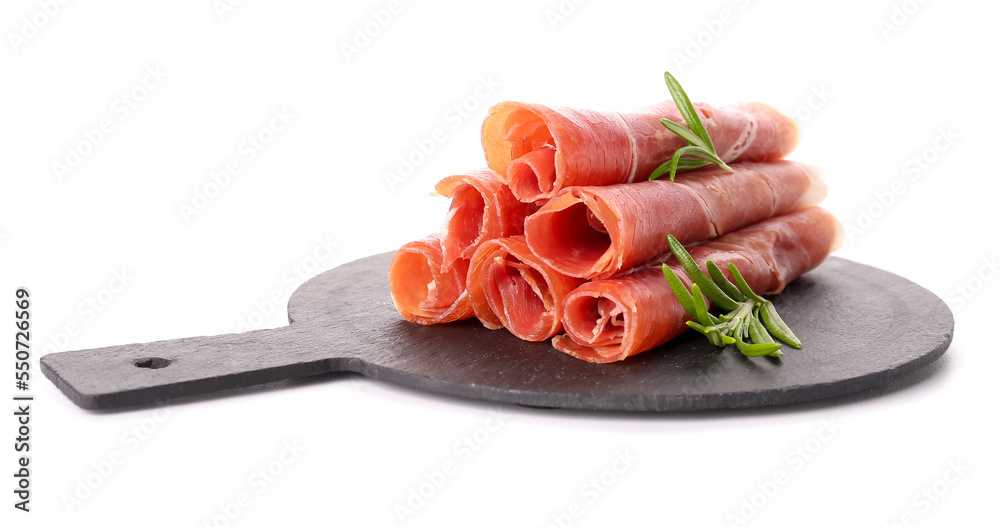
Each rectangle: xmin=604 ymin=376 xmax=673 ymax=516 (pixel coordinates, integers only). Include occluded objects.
xmin=389 ymin=234 xmax=473 ymax=325
xmin=436 ymin=169 xmax=539 ymax=271
xmin=524 ymin=161 xmax=827 ymax=280
xmin=553 ymin=207 xmax=843 ymax=363
xmin=482 ymin=100 xmax=798 ymax=202
xmin=466 ymin=236 xmax=584 ymax=341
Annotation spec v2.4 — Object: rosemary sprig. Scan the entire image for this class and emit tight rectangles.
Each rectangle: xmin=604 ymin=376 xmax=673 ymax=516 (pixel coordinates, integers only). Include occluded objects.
xmin=649 ymin=71 xmax=734 ymax=182
xmin=660 ymin=234 xmax=802 ymax=358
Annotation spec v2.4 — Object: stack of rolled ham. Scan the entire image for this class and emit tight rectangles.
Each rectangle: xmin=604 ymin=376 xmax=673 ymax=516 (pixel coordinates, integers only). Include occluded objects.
xmin=389 ymin=98 xmax=842 ymax=363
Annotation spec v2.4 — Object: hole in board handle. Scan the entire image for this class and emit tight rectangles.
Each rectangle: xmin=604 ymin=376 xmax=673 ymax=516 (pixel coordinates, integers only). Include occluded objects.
xmin=134 ymin=357 xmax=172 ymax=369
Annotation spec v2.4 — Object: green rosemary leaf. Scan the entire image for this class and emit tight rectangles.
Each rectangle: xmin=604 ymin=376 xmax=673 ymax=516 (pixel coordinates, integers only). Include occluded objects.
xmin=686 ymin=320 xmax=711 ymax=336
xmin=660 ymin=118 xmax=709 ymax=150
xmin=689 ymin=283 xmax=715 ymax=327
xmin=747 ymin=315 xmax=773 ymax=345
xmin=667 ymin=235 xmax=739 ymax=310
xmin=688 ymin=321 xmax=726 ymax=347
xmin=663 ymin=71 xmax=715 ymax=150
xmin=672 ymin=145 xmax=730 ymax=171
xmin=650 ymin=72 xmax=733 ymax=181
xmin=662 ymin=264 xmax=696 ymax=318
xmin=734 ymin=337 xmax=783 ymax=357
xmin=759 ymin=300 xmax=802 ymax=349
xmin=748 ymin=315 xmax=782 ymax=358
xmin=707 ymin=260 xmax=744 ymax=302
xmin=727 ymin=263 xmax=766 ymax=304
xmin=665 ymin=145 xmax=732 ymax=182
xmin=649 ymin=157 xmax=711 ymax=181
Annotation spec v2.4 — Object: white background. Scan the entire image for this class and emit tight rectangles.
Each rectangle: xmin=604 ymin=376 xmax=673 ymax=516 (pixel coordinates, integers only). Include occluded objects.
xmin=2 ymin=0 xmax=996 ymax=525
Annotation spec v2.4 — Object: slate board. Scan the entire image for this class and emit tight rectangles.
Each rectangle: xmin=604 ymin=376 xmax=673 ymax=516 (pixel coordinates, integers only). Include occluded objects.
xmin=40 ymin=254 xmax=953 ymax=412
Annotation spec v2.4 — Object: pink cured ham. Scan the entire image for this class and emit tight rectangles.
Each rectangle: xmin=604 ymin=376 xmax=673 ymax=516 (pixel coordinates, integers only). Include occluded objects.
xmin=389 ymin=234 xmax=473 ymax=325
xmin=524 ymin=161 xmax=827 ymax=280
xmin=553 ymin=207 xmax=843 ymax=363
xmin=466 ymin=236 xmax=584 ymax=341
xmin=436 ymin=168 xmax=539 ymax=271
xmin=481 ymin=99 xmax=798 ymax=203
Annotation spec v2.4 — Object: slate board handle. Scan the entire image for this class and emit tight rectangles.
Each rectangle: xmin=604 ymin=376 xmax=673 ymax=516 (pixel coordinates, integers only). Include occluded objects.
xmin=40 ymin=325 xmax=341 ymax=410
